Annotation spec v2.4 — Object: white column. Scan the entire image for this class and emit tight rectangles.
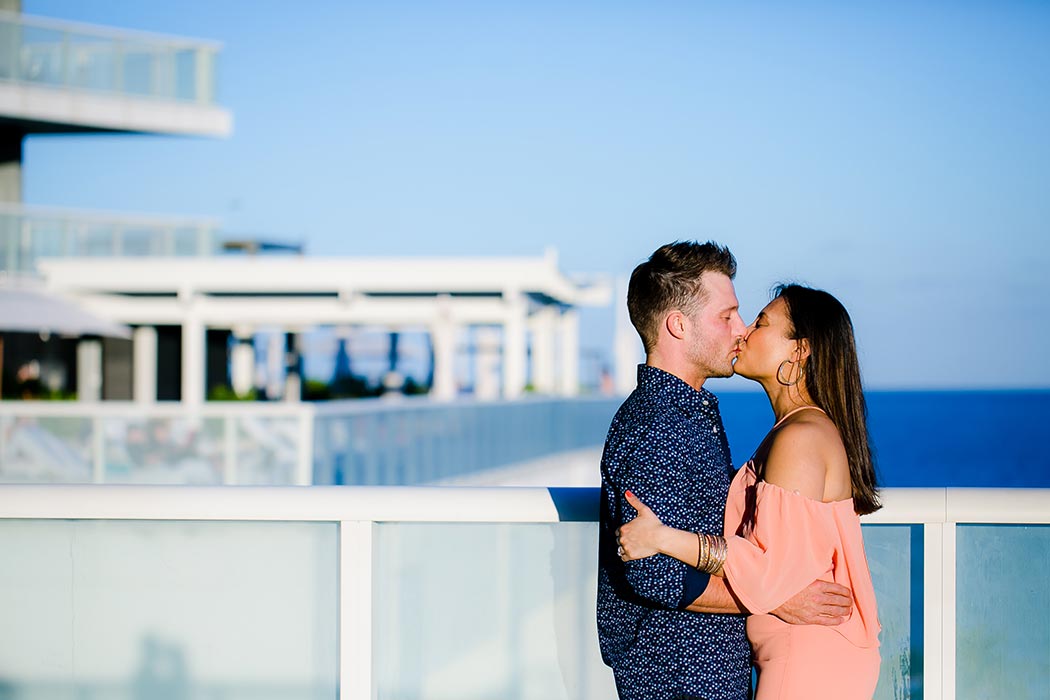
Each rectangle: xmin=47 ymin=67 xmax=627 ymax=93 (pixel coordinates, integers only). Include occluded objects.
xmin=613 ymin=275 xmax=641 ymax=395
xmin=430 ymin=298 xmax=458 ymax=401
xmin=181 ymin=315 xmax=205 ymax=407
xmin=231 ymin=326 xmax=255 ymax=398
xmin=474 ymin=326 xmax=501 ymax=401
xmin=502 ymin=289 xmax=527 ymax=399
xmin=76 ymin=339 xmax=102 ymax=402
xmin=558 ymin=307 xmax=579 ymax=396
xmin=132 ymin=325 xmax=157 ymax=404
xmin=528 ymin=305 xmax=557 ymax=394
xmin=266 ymin=332 xmax=284 ymax=400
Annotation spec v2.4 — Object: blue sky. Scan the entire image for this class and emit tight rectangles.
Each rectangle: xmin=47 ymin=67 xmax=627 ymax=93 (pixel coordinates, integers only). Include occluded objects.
xmin=21 ymin=0 xmax=1050 ymax=388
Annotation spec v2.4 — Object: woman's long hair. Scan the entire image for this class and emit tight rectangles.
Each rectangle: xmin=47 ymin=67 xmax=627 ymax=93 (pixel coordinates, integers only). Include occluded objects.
xmin=776 ymin=284 xmax=881 ymax=514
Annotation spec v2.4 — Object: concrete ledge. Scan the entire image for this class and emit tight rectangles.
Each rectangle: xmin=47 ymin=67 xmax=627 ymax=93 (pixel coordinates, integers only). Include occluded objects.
xmin=0 ymin=81 xmax=232 ymax=137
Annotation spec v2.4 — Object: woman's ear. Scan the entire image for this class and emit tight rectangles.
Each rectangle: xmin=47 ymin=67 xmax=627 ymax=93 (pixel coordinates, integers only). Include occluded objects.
xmin=665 ymin=310 xmax=687 ymax=340
xmin=795 ymin=338 xmax=811 ymax=361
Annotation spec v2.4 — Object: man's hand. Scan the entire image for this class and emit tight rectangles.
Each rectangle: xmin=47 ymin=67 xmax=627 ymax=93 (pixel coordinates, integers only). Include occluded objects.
xmin=772 ymin=580 xmax=852 ymax=626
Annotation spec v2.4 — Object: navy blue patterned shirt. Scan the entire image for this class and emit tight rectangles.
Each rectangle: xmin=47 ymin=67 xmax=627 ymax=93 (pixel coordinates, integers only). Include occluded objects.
xmin=597 ymin=365 xmax=751 ymax=700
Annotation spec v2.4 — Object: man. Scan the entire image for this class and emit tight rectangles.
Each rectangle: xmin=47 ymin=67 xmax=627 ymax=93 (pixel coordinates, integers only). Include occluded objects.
xmin=597 ymin=241 xmax=852 ymax=700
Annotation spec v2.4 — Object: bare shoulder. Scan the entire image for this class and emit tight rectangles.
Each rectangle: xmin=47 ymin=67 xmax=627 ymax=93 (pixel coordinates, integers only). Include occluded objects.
xmin=763 ymin=413 xmax=843 ymax=501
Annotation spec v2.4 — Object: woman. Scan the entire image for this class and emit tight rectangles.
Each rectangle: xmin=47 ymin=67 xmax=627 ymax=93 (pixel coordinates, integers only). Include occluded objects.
xmin=617 ymin=284 xmax=881 ymax=700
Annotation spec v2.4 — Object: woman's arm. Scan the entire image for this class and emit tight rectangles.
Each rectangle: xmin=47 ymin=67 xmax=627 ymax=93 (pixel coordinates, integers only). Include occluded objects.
xmin=617 ymin=490 xmax=725 ymax=576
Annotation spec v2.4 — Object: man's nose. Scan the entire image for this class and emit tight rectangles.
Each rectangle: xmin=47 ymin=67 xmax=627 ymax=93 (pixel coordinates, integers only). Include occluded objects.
xmin=733 ymin=315 xmax=747 ymax=339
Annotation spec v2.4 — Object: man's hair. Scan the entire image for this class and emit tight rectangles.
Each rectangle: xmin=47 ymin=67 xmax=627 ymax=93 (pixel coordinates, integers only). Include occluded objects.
xmin=627 ymin=241 xmax=737 ymax=353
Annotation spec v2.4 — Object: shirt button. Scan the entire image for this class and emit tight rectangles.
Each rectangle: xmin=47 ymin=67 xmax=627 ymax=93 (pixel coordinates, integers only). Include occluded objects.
xmin=702 ymin=399 xmax=710 ymax=406
xmin=712 ymin=426 xmax=719 ymax=433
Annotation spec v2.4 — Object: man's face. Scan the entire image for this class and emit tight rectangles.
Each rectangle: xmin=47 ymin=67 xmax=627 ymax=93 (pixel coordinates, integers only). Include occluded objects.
xmin=685 ymin=272 xmax=746 ymax=379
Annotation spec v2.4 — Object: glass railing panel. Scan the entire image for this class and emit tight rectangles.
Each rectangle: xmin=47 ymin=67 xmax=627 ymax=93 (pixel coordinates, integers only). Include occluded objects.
xmin=234 ymin=415 xmax=299 ymax=485
xmin=26 ymin=219 xmax=68 ymax=261
xmin=0 ymin=414 xmax=94 ymax=482
xmin=78 ymin=221 xmax=122 ymax=256
xmin=312 ymin=399 xmax=620 ymax=486
xmin=864 ymin=524 xmax=924 ymax=700
xmin=67 ymin=35 xmax=117 ymax=92
xmin=373 ymin=521 xmax=618 ymax=700
xmin=122 ymin=42 xmax=164 ymax=98
xmin=103 ymin=416 xmax=225 ymax=484
xmin=173 ymin=48 xmax=199 ymax=101
xmin=0 ymin=13 xmax=222 ymax=106
xmin=0 ymin=18 xmax=17 ymax=81
xmin=174 ymin=225 xmax=208 ymax=255
xmin=18 ymin=26 xmax=64 ymax=86
xmin=957 ymin=524 xmax=1050 ymax=699
xmin=0 ymin=519 xmax=339 ymax=699
xmin=1 ymin=208 xmax=222 ymax=271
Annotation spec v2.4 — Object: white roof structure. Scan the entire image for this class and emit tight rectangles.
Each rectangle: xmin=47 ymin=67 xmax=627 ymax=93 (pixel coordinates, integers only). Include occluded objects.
xmin=39 ymin=252 xmax=612 ymax=405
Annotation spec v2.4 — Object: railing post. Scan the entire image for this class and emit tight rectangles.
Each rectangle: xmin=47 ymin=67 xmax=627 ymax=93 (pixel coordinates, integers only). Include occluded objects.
xmin=223 ymin=414 xmax=238 ymax=485
xmin=924 ymin=519 xmax=957 ymax=700
xmin=61 ymin=29 xmax=70 ymax=88
xmin=195 ymin=47 xmax=214 ymax=105
xmin=341 ymin=521 xmax=375 ymax=700
xmin=114 ymin=40 xmax=123 ymax=93
xmin=941 ymin=522 xmax=957 ymax=700
xmin=92 ymin=415 xmax=105 ymax=483
xmin=296 ymin=408 xmax=314 ymax=486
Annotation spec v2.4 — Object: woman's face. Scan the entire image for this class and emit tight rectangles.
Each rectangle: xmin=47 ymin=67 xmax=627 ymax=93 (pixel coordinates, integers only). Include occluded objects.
xmin=733 ymin=297 xmax=799 ymax=381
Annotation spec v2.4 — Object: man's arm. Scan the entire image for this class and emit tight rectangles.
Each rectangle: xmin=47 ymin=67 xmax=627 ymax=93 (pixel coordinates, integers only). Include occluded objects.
xmin=683 ymin=577 xmax=852 ymax=625
xmin=769 ymin=580 xmax=852 ymax=625
xmin=683 ymin=576 xmax=744 ymax=614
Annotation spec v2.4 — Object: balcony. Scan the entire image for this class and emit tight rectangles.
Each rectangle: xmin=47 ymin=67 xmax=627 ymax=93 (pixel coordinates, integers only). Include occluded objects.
xmin=0 ymin=485 xmax=1046 ymax=699
xmin=0 ymin=203 xmax=222 ymax=274
xmin=0 ymin=10 xmax=231 ymax=137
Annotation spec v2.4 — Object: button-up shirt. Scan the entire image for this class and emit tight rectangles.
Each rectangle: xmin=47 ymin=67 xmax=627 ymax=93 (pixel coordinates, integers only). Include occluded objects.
xmin=597 ymin=365 xmax=751 ymax=700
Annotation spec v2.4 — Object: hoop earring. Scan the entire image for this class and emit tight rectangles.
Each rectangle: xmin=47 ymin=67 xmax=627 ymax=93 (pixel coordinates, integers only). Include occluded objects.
xmin=777 ymin=359 xmax=801 ymax=387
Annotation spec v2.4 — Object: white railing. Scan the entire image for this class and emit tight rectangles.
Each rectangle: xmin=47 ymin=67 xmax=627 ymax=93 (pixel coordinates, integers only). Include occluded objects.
xmin=0 ymin=399 xmax=313 ymax=485
xmin=0 ymin=396 xmax=621 ymax=486
xmin=0 ymin=10 xmax=221 ymax=104
xmin=0 ymin=485 xmax=1046 ymax=699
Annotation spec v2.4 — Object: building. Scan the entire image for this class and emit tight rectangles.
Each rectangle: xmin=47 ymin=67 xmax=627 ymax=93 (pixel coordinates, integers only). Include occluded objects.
xmin=1 ymin=3 xmax=613 ymax=404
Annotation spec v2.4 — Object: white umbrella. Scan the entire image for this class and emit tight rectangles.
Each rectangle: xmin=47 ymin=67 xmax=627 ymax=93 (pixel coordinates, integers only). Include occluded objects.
xmin=0 ymin=286 xmax=130 ymax=339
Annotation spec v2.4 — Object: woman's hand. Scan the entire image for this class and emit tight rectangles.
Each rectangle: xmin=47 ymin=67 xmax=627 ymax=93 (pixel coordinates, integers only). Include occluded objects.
xmin=616 ymin=490 xmax=669 ymax=561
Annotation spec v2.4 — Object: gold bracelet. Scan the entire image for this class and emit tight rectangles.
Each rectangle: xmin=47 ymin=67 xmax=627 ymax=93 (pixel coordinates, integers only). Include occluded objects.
xmin=708 ymin=535 xmax=727 ymax=573
xmin=697 ymin=532 xmax=710 ymax=572
xmin=694 ymin=534 xmax=728 ymax=574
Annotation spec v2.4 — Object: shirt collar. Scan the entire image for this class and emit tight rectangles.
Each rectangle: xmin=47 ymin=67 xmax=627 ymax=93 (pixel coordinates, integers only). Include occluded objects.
xmin=636 ymin=364 xmax=719 ymax=419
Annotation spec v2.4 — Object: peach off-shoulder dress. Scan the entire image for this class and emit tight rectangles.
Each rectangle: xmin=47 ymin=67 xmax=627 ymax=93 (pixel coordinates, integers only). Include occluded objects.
xmin=721 ymin=453 xmax=881 ymax=699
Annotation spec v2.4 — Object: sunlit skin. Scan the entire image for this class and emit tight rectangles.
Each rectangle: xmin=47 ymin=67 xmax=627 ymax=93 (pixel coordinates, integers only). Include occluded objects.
xmin=637 ymin=280 xmax=853 ymax=623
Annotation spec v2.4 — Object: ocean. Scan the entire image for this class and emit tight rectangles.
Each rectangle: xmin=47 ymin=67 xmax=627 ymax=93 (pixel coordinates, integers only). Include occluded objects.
xmin=715 ymin=390 xmax=1050 ymax=488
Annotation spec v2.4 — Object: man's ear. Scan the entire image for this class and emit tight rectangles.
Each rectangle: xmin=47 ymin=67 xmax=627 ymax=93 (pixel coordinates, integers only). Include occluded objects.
xmin=665 ymin=310 xmax=687 ymax=340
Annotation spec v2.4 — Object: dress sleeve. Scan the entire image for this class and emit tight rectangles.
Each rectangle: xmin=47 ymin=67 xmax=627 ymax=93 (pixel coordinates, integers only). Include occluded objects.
xmin=722 ymin=481 xmax=839 ymax=614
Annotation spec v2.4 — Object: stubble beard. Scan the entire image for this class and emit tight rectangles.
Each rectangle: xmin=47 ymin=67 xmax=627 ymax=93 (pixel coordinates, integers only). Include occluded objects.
xmin=689 ymin=336 xmax=735 ymax=380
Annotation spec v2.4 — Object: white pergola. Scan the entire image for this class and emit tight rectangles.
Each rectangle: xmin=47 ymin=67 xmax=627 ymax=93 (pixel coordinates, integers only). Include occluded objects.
xmin=38 ymin=253 xmax=611 ymax=404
